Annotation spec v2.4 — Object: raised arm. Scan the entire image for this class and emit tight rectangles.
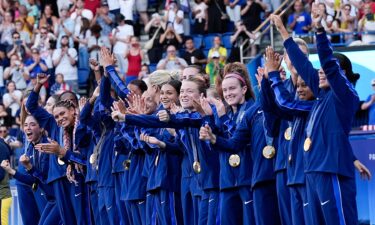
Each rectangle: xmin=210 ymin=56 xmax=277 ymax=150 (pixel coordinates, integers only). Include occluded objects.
xmin=271 ymin=15 xmax=320 ymax=96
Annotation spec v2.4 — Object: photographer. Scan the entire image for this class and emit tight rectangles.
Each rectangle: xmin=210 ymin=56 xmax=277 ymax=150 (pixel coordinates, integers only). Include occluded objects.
xmin=6 ymin=31 xmax=31 ymax=60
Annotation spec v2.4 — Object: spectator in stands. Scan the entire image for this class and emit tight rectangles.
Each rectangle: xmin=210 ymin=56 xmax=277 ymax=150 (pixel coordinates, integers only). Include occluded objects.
xmin=228 ymin=20 xmax=256 ymax=62
xmin=6 ymin=31 xmax=31 ymax=60
xmin=27 ymin=0 xmax=40 ymax=20
xmin=111 ymin=14 xmax=134 ymax=75
xmin=14 ymin=20 xmax=30 ymax=45
xmin=358 ymin=4 xmax=375 ymax=44
xmin=226 ymin=0 xmax=245 ymax=23
xmin=138 ymin=64 xmax=150 ymax=80
xmin=32 ymin=26 xmax=56 ymax=70
xmin=120 ymin=0 xmax=135 ymax=21
xmin=135 ymin=0 xmax=149 ymax=27
xmin=319 ymin=0 xmax=335 ymax=16
xmin=71 ymin=0 xmax=94 ymax=43
xmin=205 ymin=51 xmax=224 ymax=84
xmin=208 ymin=36 xmax=227 ymax=64
xmin=2 ymin=81 xmax=22 ymax=117
xmin=361 ymin=78 xmax=375 ymax=125
xmin=192 ymin=0 xmax=208 ymax=34
xmin=0 ymin=125 xmax=16 ymax=144
xmin=159 ymin=24 xmax=183 ymax=51
xmin=0 ymin=45 xmax=9 ymax=96
xmin=145 ymin=13 xmax=166 ymax=64
xmin=206 ymin=0 xmax=228 ymax=33
xmin=157 ymin=45 xmax=188 ymax=71
xmin=88 ymin=24 xmax=111 ymax=61
xmin=82 ymin=0 xmax=100 ymax=14
xmin=164 ymin=1 xmax=185 ymax=37
xmin=52 ymin=35 xmax=78 ymax=92
xmin=107 ymin=0 xmax=121 ymax=14
xmin=318 ymin=3 xmax=334 ymax=32
xmin=287 ymin=0 xmax=312 ymax=35
xmin=241 ymin=0 xmax=267 ymax=32
xmin=0 ymin=104 xmax=12 ymax=127
xmin=92 ymin=2 xmax=115 ymax=36
xmin=125 ymin=36 xmax=144 ymax=83
xmin=74 ymin=17 xmax=91 ymax=70
xmin=54 ymin=7 xmax=75 ymax=48
xmin=39 ymin=4 xmax=59 ymax=32
xmin=25 ymin=48 xmax=48 ymax=77
xmin=3 ymin=54 xmax=28 ymax=90
xmin=50 ymin=73 xmax=72 ymax=95
xmin=16 ymin=5 xmax=35 ymax=36
xmin=332 ymin=4 xmax=355 ymax=42
xmin=264 ymin=0 xmax=281 ymax=13
xmin=181 ymin=37 xmax=207 ymax=66
xmin=0 ymin=11 xmax=15 ymax=46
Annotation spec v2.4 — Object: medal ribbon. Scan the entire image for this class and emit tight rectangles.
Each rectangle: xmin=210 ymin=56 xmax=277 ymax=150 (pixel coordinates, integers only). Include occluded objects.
xmin=188 ymin=128 xmax=199 ymax=164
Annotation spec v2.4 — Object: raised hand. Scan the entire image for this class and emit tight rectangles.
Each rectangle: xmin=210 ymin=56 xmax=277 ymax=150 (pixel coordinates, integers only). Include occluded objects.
xmin=19 ymin=154 xmax=32 ymax=170
xmin=264 ymin=46 xmax=282 ymax=75
xmin=111 ymin=105 xmax=126 ymax=122
xmin=89 ymin=58 xmax=100 ymax=71
xmin=208 ymin=97 xmax=226 ymax=117
xmin=35 ymin=139 xmax=66 ymax=157
xmin=99 ymin=47 xmax=115 ymax=69
xmin=270 ymin=14 xmax=289 ymax=40
xmin=1 ymin=160 xmax=15 ymax=175
xmin=78 ymin=97 xmax=87 ymax=111
xmin=157 ymin=110 xmax=170 ymax=122
xmin=255 ymin=67 xmax=265 ymax=86
xmin=199 ymin=124 xmax=216 ymax=144
xmin=36 ymin=73 xmax=50 ymax=86
xmin=193 ymin=94 xmax=213 ymax=116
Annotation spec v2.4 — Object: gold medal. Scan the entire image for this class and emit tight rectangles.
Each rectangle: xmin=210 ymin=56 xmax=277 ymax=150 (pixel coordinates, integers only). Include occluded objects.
xmin=284 ymin=127 xmax=292 ymax=141
xmin=32 ymin=183 xmax=38 ymax=191
xmin=262 ymin=145 xmax=276 ymax=159
xmin=89 ymin=153 xmax=97 ymax=165
xmin=57 ymin=157 xmax=65 ymax=165
xmin=228 ymin=154 xmax=241 ymax=167
xmin=123 ymin=159 xmax=131 ymax=170
xmin=193 ymin=161 xmax=201 ymax=174
xmin=303 ymin=138 xmax=312 ymax=152
xmin=154 ymin=155 xmax=159 ymax=166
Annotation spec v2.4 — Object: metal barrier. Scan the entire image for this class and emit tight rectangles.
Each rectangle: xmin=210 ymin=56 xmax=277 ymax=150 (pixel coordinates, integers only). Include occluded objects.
xmin=240 ymin=0 xmax=297 ymax=63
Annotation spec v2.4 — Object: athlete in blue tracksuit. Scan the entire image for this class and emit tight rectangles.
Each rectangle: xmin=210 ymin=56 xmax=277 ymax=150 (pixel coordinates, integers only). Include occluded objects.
xmin=201 ymin=101 xmax=281 ymax=225
xmin=78 ymin=97 xmax=102 ymax=225
xmin=211 ymin=99 xmax=255 ymax=225
xmin=277 ymin=18 xmax=360 ymax=224
xmin=112 ymin=125 xmax=132 ymax=225
xmin=14 ymin=135 xmax=46 ymax=225
xmin=138 ymin=125 xmax=184 ymax=225
xmin=122 ymin=110 xmax=221 ymax=225
xmin=261 ymin=69 xmax=315 ymax=225
xmin=26 ymin=82 xmax=85 ymax=225
xmin=12 ymin=135 xmax=61 ymax=225
xmin=94 ymin=73 xmax=120 ymax=225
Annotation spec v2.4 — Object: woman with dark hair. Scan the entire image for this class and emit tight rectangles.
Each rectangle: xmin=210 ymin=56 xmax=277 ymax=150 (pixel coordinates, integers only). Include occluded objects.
xmin=1 ymin=114 xmax=61 ymax=225
xmin=74 ymin=17 xmax=91 ymax=71
xmin=39 ymin=4 xmax=58 ymax=32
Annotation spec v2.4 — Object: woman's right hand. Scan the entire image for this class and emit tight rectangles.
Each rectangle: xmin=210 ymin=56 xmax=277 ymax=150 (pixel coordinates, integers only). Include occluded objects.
xmin=1 ymin=160 xmax=15 ymax=175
